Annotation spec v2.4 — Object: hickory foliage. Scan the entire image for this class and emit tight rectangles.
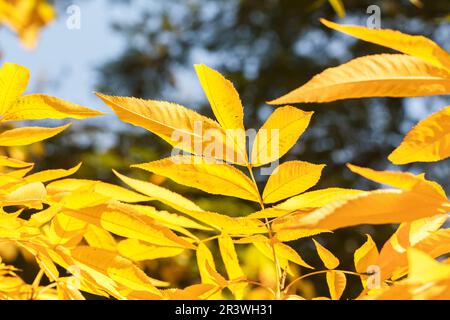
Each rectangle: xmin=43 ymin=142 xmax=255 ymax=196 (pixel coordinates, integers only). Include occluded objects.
xmin=1 ymin=19 xmax=450 ymax=300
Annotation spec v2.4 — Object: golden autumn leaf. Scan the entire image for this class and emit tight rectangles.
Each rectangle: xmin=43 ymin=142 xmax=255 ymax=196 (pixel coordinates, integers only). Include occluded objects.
xmin=376 ymin=215 xmax=448 ymax=281
xmin=407 ymin=249 xmax=450 ymax=284
xmin=162 ymin=284 xmax=217 ymax=300
xmin=354 ymin=234 xmax=378 ymax=275
xmin=0 ymin=0 xmax=56 ymax=48
xmin=0 ymin=63 xmax=102 ymax=120
xmin=195 ymin=64 xmax=248 ymax=164
xmin=96 ymin=93 xmax=243 ymax=164
xmin=320 ymin=19 xmax=450 ymax=71
xmin=196 ymin=242 xmax=227 ymax=288
xmin=218 ymin=234 xmax=246 ymax=299
xmin=252 ymin=235 xmax=313 ymax=270
xmin=251 ymin=106 xmax=313 ymax=166
xmin=284 ymin=189 xmax=449 ymax=231
xmin=313 ymin=239 xmax=339 ymax=269
xmin=25 ymin=163 xmax=81 ymax=183
xmin=346 ymin=163 xmax=447 ymax=198
xmin=70 ymin=246 xmax=163 ymax=296
xmin=0 ymin=181 xmax=46 ymax=209
xmin=388 ymin=105 xmax=450 ymax=164
xmin=117 ymin=239 xmax=184 ymax=261
xmin=0 ymin=156 xmax=32 ymax=168
xmin=63 ymin=202 xmax=194 ymax=249
xmin=113 ymin=170 xmax=204 ymax=213
xmin=0 ymin=124 xmax=71 ymax=146
xmin=250 ymin=188 xmax=363 ymax=219
xmin=83 ymin=225 xmax=117 ymax=252
xmin=133 ymin=155 xmax=260 ymax=202
xmin=47 ymin=178 xmax=151 ymax=204
xmin=269 ymin=54 xmax=450 ymax=104
xmin=262 ymin=161 xmax=325 ymax=204
xmin=326 ymin=270 xmax=346 ymax=300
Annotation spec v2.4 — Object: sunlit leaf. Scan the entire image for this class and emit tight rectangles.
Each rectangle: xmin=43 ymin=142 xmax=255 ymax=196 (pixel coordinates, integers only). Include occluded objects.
xmin=133 ymin=156 xmax=260 ymax=202
xmin=313 ymin=239 xmax=339 ymax=269
xmin=388 ymin=105 xmax=450 ymax=164
xmin=262 ymin=161 xmax=325 ymax=203
xmin=269 ymin=54 xmax=450 ymax=104
xmin=251 ymin=106 xmax=313 ymax=166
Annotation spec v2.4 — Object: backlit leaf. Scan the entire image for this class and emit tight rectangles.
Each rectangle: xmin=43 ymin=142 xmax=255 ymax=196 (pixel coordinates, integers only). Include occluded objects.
xmin=262 ymin=161 xmax=325 ymax=203
xmin=321 ymin=19 xmax=450 ymax=71
xmin=251 ymin=106 xmax=313 ymax=166
xmin=388 ymin=105 xmax=450 ymax=164
xmin=313 ymin=239 xmax=339 ymax=269
xmin=326 ymin=270 xmax=346 ymax=300
xmin=195 ymin=64 xmax=248 ymax=164
xmin=133 ymin=156 xmax=260 ymax=202
xmin=0 ymin=124 xmax=71 ymax=146
xmin=269 ymin=54 xmax=450 ymax=104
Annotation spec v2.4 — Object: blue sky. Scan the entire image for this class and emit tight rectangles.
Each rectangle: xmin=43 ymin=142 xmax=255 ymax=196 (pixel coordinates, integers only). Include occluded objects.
xmin=1 ymin=0 xmax=123 ymax=123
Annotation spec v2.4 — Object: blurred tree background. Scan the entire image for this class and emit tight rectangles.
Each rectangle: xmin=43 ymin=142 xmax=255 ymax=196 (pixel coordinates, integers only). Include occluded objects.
xmin=2 ymin=0 xmax=450 ymax=298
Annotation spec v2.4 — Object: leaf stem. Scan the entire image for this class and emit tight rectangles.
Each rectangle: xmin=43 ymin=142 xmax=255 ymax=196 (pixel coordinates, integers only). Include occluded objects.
xmin=247 ymin=164 xmax=282 ymax=299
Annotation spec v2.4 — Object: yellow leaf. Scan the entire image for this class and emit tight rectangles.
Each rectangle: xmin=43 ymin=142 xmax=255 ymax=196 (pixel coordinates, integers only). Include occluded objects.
xmin=313 ymin=239 xmax=339 ymax=269
xmin=60 ymin=185 xmax=111 ymax=210
xmin=0 ymin=181 xmax=46 ymax=209
xmin=274 ymin=228 xmax=329 ymax=243
xmin=0 ymin=0 xmax=56 ymax=48
xmin=47 ymin=178 xmax=151 ymax=203
xmin=113 ymin=170 xmax=204 ymax=213
xmin=64 ymin=202 xmax=193 ymax=249
xmin=407 ymin=249 xmax=450 ymax=284
xmin=269 ymin=54 xmax=450 ymax=104
xmin=326 ymin=270 xmax=346 ymax=300
xmin=0 ymin=124 xmax=71 ymax=146
xmin=252 ymin=235 xmax=313 ymax=270
xmin=196 ymin=242 xmax=227 ymax=287
xmin=0 ymin=156 xmax=33 ymax=168
xmin=183 ymin=210 xmax=266 ymax=235
xmin=195 ymin=64 xmax=248 ymax=164
xmin=347 ymin=163 xmax=447 ymax=198
xmin=3 ymin=94 xmax=104 ymax=121
xmin=96 ymin=93 xmax=242 ymax=164
xmin=162 ymin=284 xmax=217 ymax=300
xmin=388 ymin=105 xmax=450 ymax=164
xmin=218 ymin=235 xmax=246 ymax=299
xmin=251 ymin=106 xmax=313 ymax=166
xmin=0 ymin=63 xmax=29 ymax=115
xmin=47 ymin=213 xmax=86 ymax=247
xmin=117 ymin=239 xmax=184 ymax=261
xmin=4 ymin=166 xmax=33 ymax=178
xmin=57 ymin=280 xmax=85 ymax=300
xmin=131 ymin=204 xmax=211 ymax=231
xmin=218 ymin=235 xmax=244 ymax=280
xmin=0 ymin=62 xmax=102 ymax=120
xmin=263 ymin=161 xmax=325 ymax=203
xmin=25 ymin=163 xmax=81 ymax=183
xmin=354 ymin=235 xmax=378 ymax=275
xmin=70 ymin=246 xmax=162 ymax=296
xmin=320 ymin=19 xmax=450 ymax=71
xmin=27 ymin=204 xmax=60 ymax=227
xmin=133 ymin=155 xmax=260 ymax=202
xmin=377 ymin=214 xmax=448 ymax=281
xmin=249 ymin=188 xmax=363 ymax=219
xmin=84 ymin=225 xmax=117 ymax=251
xmin=285 ymin=189 xmax=449 ymax=231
